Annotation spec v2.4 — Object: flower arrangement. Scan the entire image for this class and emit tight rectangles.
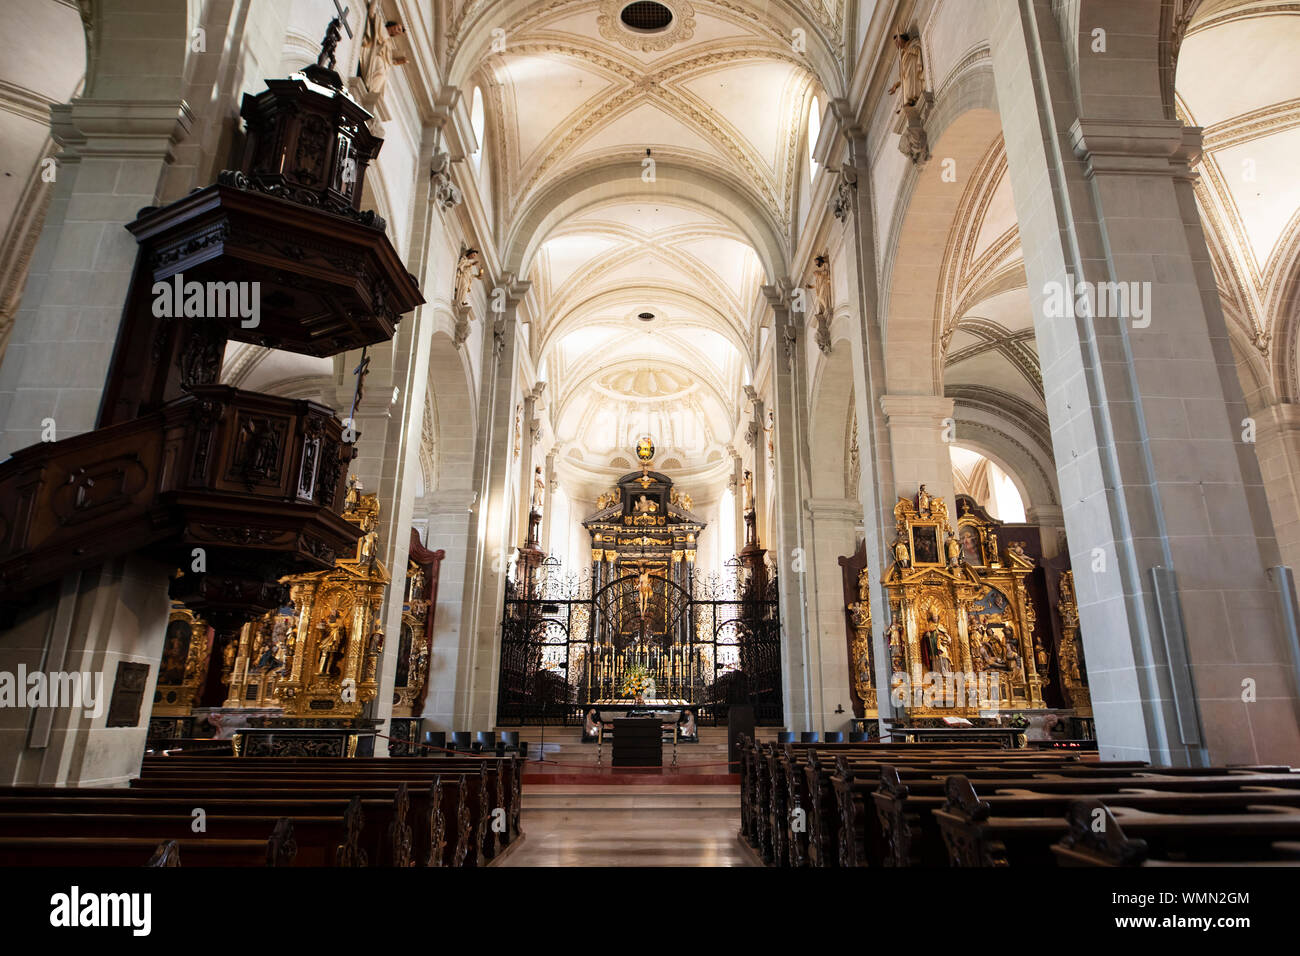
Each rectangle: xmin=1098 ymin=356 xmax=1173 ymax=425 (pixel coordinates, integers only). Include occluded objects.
xmin=621 ymin=665 xmax=652 ymax=700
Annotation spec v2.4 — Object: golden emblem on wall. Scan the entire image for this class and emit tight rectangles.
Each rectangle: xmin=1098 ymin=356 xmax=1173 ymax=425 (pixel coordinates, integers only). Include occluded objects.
xmin=635 ymin=434 xmax=655 ymax=463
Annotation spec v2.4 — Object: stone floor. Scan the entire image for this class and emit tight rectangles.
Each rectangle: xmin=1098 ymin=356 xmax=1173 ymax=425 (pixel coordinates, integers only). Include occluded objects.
xmin=498 ymin=786 xmax=757 ymax=867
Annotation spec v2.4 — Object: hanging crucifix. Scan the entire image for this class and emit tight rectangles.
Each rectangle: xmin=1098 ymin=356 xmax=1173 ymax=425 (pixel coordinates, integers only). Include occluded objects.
xmin=317 ymin=0 xmax=354 ymax=70
xmin=348 ymin=346 xmax=371 ymax=430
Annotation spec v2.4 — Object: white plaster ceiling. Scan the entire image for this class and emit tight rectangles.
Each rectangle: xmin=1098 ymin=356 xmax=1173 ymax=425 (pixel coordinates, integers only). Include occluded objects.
xmin=463 ymin=2 xmax=826 ymax=494
xmin=1176 ymin=1 xmax=1300 ymax=376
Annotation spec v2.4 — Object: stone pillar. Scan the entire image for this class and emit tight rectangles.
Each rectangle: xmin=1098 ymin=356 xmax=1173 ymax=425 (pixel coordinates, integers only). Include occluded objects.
xmin=456 ymin=277 xmax=529 ymax=728
xmin=731 ymin=450 xmax=745 ymax=553
xmin=0 ymin=556 xmax=171 ymax=786
xmin=0 ymin=98 xmax=192 ymax=455
xmin=806 ymin=499 xmax=860 ymax=733
xmin=985 ymin=0 xmax=1300 ymax=764
xmin=1027 ymin=504 xmax=1067 ymax=561
xmin=834 ymin=120 xmax=900 ymax=726
xmin=746 ymin=396 xmax=770 ymax=548
xmin=880 ymin=395 xmax=958 ymax=524
xmin=1254 ymin=403 xmax=1300 ymax=574
xmin=516 ymin=382 xmax=546 ymax=546
xmin=764 ymin=284 xmax=815 ymax=732
xmin=541 ymin=450 xmax=558 ymax=554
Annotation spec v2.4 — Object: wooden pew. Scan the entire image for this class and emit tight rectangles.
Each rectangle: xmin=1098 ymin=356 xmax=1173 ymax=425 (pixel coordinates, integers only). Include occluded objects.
xmin=935 ymin=775 xmax=1300 ymax=866
xmin=0 ymin=826 xmax=292 ymax=867
xmin=1054 ymin=801 xmax=1300 ymax=867
xmin=868 ymin=766 xmax=1300 ymax=868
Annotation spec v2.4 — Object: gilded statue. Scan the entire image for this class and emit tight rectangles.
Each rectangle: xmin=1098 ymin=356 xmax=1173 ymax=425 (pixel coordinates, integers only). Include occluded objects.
xmin=317 ymin=612 xmax=348 ymax=677
xmin=920 ymin=610 xmax=952 ymax=674
xmin=857 ymin=566 xmax=870 ymax=603
xmin=945 ymin=530 xmax=961 ymax=567
xmin=886 ymin=619 xmax=905 ymax=674
xmin=892 ymin=534 xmax=911 ymax=568
xmin=915 ymin=483 xmax=931 ymax=517
xmin=986 ymin=531 xmax=1000 ymax=564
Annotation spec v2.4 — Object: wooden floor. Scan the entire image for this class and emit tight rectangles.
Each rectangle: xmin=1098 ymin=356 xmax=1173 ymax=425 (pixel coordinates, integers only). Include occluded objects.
xmin=498 ymin=785 xmax=756 ymax=866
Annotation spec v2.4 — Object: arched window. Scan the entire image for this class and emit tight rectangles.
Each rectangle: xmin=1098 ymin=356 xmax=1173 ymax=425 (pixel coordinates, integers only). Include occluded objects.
xmin=470 ymin=86 xmax=485 ymax=171
xmin=807 ymin=95 xmax=821 ymax=175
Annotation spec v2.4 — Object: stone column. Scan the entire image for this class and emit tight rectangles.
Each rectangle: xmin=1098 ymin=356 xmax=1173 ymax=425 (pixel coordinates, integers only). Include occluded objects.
xmin=0 ymin=98 xmax=192 ymax=455
xmin=456 ymin=277 xmax=529 ymax=728
xmin=830 ymin=120 xmax=901 ymax=726
xmin=764 ymin=284 xmax=815 ymax=732
xmin=515 ymin=382 xmax=546 ymax=545
xmin=1027 ymin=504 xmax=1067 ymax=561
xmin=1254 ymin=403 xmax=1300 ymax=573
xmin=880 ymin=395 xmax=958 ymax=524
xmin=806 ymin=499 xmax=860 ymax=732
xmin=541 ymin=450 xmax=558 ymax=554
xmin=985 ymin=0 xmax=1300 ymax=764
xmin=0 ymin=556 xmax=171 ymax=786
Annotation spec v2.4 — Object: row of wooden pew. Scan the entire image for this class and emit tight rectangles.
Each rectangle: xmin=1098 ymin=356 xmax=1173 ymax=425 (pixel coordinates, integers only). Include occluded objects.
xmin=738 ymin=737 xmax=1300 ymax=866
xmin=0 ymin=754 xmax=524 ymax=866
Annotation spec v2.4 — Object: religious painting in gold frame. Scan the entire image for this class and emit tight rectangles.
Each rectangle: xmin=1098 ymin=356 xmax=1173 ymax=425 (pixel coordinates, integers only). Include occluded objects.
xmin=956 ymin=521 xmax=986 ymax=567
xmin=908 ymin=521 xmax=943 ymax=566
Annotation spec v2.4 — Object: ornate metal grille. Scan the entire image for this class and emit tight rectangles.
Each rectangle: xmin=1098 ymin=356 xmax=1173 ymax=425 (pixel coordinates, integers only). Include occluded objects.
xmin=495 ymin=559 xmax=781 ymax=725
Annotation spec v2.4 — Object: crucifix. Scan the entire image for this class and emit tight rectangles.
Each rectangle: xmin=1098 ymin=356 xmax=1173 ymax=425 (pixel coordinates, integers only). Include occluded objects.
xmin=348 ymin=346 xmax=371 ymax=426
xmin=317 ymin=0 xmax=354 ymax=70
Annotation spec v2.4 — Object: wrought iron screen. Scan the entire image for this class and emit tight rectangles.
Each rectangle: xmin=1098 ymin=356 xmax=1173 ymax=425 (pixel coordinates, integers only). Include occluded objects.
xmin=496 ymin=558 xmax=782 ymax=725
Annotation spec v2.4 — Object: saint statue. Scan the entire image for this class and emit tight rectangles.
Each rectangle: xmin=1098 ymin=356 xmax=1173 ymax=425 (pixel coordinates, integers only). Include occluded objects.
xmin=945 ymin=530 xmax=961 ymax=567
xmin=886 ymin=619 xmax=905 ymax=674
xmin=886 ymin=32 xmax=926 ymax=110
xmin=742 ymin=469 xmax=755 ymax=512
xmin=807 ymin=255 xmax=831 ymax=321
xmin=633 ymin=494 xmax=658 ymax=514
xmin=1006 ymin=644 xmax=1025 ymax=685
xmin=359 ymin=2 xmax=408 ymax=98
xmin=454 ymin=248 xmax=483 ymax=308
xmin=920 ymin=610 xmax=951 ymax=674
xmin=915 ymin=483 xmax=931 ymax=516
xmin=532 ymin=466 xmax=546 ymax=512
xmin=892 ymin=534 xmax=911 ymax=568
xmin=987 ymin=531 xmax=1000 ymax=564
xmin=636 ymin=567 xmax=654 ymax=619
xmin=857 ymin=566 xmax=870 ymax=603
xmin=317 ymin=613 xmax=348 ymax=677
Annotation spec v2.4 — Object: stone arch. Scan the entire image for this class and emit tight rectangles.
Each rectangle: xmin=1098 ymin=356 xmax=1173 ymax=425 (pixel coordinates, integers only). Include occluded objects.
xmin=947 ymin=385 xmax=1058 ymax=512
xmin=808 ymin=341 xmax=856 ymax=500
xmin=501 ymin=160 xmax=788 ymax=283
xmin=82 ymin=0 xmax=191 ymax=100
xmin=881 ymin=90 xmax=1002 ymax=395
xmin=1061 ymin=0 xmax=1166 ymax=122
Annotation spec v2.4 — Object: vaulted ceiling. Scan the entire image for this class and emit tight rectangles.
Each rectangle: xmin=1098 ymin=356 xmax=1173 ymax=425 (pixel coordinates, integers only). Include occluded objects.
xmin=1175 ymin=0 xmax=1300 ymax=401
xmin=453 ymin=0 xmax=831 ymax=498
